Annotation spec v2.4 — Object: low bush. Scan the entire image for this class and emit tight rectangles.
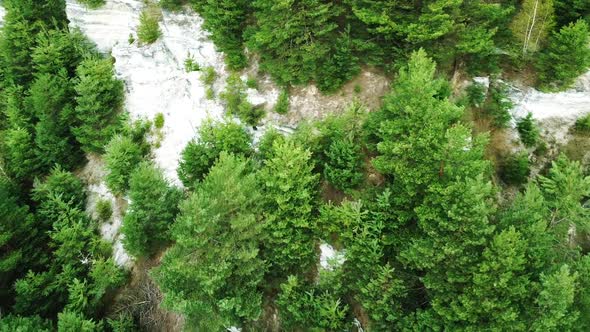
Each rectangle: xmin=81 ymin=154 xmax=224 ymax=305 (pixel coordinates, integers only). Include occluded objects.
xmin=274 ymin=89 xmax=289 ymax=115
xmin=95 ymin=199 xmax=113 ymax=222
xmin=154 ymin=113 xmax=165 ymax=129
xmin=137 ymin=8 xmax=161 ymax=44
xmin=499 ymin=153 xmax=530 ymax=185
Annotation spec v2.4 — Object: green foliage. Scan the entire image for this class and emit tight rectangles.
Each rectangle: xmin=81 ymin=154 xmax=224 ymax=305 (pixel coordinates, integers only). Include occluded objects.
xmin=220 ymin=73 xmax=264 ymax=126
xmin=533 ymin=265 xmax=578 ymax=331
xmin=122 ymin=163 xmax=182 ymax=258
xmin=538 ymin=20 xmax=590 ymax=90
xmin=95 ymin=199 xmax=112 ymax=222
xmin=184 ymin=53 xmax=200 ymax=72
xmin=575 ymin=113 xmax=590 ymax=133
xmin=177 ymin=120 xmax=252 ymax=188
xmin=248 ymin=0 xmax=339 ymax=86
xmin=200 ymin=66 xmax=217 ymax=86
xmin=516 ymin=113 xmax=540 ymax=147
xmin=256 ymin=127 xmax=285 ymax=161
xmin=484 ymin=81 xmax=513 ymax=128
xmin=77 ymin=0 xmax=106 ymax=9
xmin=274 ymin=89 xmax=289 ymax=115
xmin=372 ymin=50 xmax=467 ymax=208
xmin=315 ymin=28 xmax=360 ymax=93
xmin=466 ymin=82 xmax=486 ymax=108
xmin=0 ymin=315 xmax=50 ymax=332
xmin=277 ymin=275 xmax=348 ymax=330
xmin=2 ymin=127 xmax=40 ymax=183
xmin=192 ymin=0 xmax=249 ymax=69
xmin=554 ymin=0 xmax=590 ymax=27
xmin=154 ymin=112 xmax=165 ymax=129
xmin=73 ymin=57 xmax=124 ymax=153
xmin=107 ymin=314 xmax=136 ymax=332
xmin=28 ymin=71 xmax=83 ymax=170
xmin=160 ymin=0 xmax=185 ymax=11
xmin=0 ymin=179 xmax=46 ymax=309
xmin=104 ymin=135 xmax=145 ymax=195
xmin=259 ymin=140 xmax=319 ymax=277
xmin=500 ymin=153 xmax=531 ymax=185
xmin=245 ymin=76 xmax=258 ymax=89
xmin=510 ymin=0 xmax=554 ymax=55
xmin=155 ymin=153 xmax=265 ymax=329
xmin=32 ymin=166 xmax=87 ymax=221
xmin=57 ymin=311 xmax=98 ymax=332
xmin=137 ymin=8 xmax=162 ymax=44
xmin=324 ymin=136 xmax=364 ymax=191
xmin=539 ymin=155 xmax=590 ymax=237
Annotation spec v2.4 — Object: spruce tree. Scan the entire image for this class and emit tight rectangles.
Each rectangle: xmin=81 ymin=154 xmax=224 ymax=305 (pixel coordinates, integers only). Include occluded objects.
xmin=259 ymin=140 xmax=319 ymax=277
xmin=73 ymin=58 xmax=124 ymax=153
xmin=122 ymin=163 xmax=182 ymax=258
xmin=538 ymin=20 xmax=590 ymax=89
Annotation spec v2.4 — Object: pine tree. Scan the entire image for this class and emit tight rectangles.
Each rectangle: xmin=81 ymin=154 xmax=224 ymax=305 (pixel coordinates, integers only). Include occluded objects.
xmin=155 ymin=153 xmax=265 ymax=329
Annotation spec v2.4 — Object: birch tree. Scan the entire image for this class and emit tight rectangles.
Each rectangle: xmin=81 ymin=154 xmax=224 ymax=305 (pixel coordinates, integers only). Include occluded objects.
xmin=511 ymin=0 xmax=555 ymax=55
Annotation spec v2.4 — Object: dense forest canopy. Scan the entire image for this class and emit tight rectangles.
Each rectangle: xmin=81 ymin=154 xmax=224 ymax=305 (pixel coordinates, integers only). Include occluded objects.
xmin=1 ymin=0 xmax=590 ymax=331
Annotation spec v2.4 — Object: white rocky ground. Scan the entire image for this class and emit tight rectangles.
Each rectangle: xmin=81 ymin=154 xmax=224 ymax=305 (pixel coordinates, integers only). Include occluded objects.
xmin=509 ymin=72 xmax=590 ymax=145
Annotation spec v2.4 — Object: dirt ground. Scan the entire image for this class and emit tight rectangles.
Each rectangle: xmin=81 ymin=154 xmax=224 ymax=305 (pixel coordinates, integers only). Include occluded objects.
xmin=264 ymin=67 xmax=391 ymax=127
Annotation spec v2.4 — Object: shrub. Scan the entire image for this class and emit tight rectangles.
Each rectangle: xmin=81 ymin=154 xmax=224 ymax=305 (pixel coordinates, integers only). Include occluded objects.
xmin=205 ymin=87 xmax=214 ymax=100
xmin=575 ymin=114 xmax=590 ymax=133
xmin=154 ymin=112 xmax=165 ymax=129
xmin=220 ymin=73 xmax=264 ymax=126
xmin=184 ymin=53 xmax=200 ymax=72
xmin=160 ymin=0 xmax=184 ymax=11
xmin=274 ymin=89 xmax=289 ymax=115
xmin=77 ymin=0 xmax=105 ymax=9
xmin=104 ymin=135 xmax=145 ymax=195
xmin=200 ymin=66 xmax=217 ymax=86
xmin=516 ymin=113 xmax=540 ymax=147
xmin=177 ymin=120 xmax=252 ymax=188
xmin=466 ymin=82 xmax=486 ymax=108
xmin=128 ymin=34 xmax=135 ymax=45
xmin=500 ymin=153 xmax=530 ymax=185
xmin=354 ymin=84 xmax=361 ymax=94
xmin=95 ymin=199 xmax=112 ymax=222
xmin=246 ymin=76 xmax=258 ymax=89
xmin=137 ymin=8 xmax=161 ymax=44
